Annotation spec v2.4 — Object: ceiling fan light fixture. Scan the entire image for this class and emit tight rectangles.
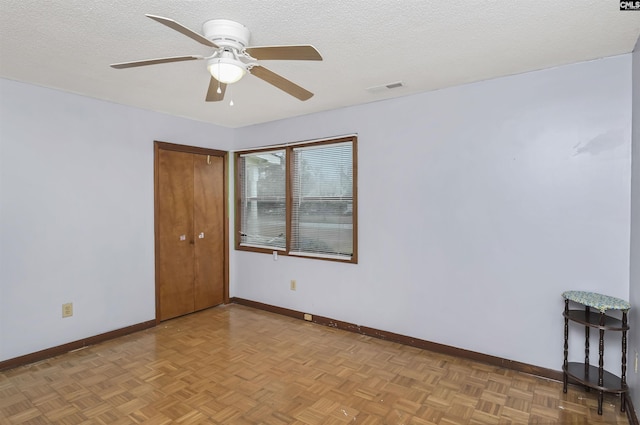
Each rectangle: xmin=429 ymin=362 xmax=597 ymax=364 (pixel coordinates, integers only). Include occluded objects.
xmin=207 ymin=56 xmax=246 ymax=84
xmin=112 ymin=15 xmax=321 ymax=102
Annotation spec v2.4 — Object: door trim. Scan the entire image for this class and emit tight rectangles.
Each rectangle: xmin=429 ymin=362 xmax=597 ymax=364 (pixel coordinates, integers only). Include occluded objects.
xmin=154 ymin=141 xmax=229 ymax=324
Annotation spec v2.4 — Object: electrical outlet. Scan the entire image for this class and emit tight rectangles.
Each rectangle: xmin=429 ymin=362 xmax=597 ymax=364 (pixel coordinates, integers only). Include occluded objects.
xmin=62 ymin=303 xmax=73 ymax=318
xmin=304 ymin=313 xmax=313 ymax=321
xmin=290 ymin=280 xmax=296 ymax=291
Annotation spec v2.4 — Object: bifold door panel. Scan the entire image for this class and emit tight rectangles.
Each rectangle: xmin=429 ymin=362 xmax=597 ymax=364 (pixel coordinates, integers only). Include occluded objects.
xmin=157 ymin=148 xmax=225 ymax=321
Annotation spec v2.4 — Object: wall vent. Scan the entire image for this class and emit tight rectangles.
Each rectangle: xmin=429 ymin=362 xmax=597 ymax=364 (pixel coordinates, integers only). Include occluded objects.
xmin=366 ymin=81 xmax=405 ymax=93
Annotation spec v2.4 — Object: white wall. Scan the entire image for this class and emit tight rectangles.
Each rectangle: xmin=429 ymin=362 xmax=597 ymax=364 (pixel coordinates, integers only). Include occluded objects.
xmin=629 ymin=38 xmax=640 ymax=406
xmin=233 ymin=55 xmax=632 ymax=372
xmin=1 ymin=53 xmax=634 ymax=385
xmin=0 ymin=79 xmax=234 ymax=361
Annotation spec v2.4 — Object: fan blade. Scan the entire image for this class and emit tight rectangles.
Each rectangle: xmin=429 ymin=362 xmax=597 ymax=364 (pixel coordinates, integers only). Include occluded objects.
xmin=145 ymin=14 xmax=218 ymax=48
xmin=246 ymin=45 xmax=322 ymax=61
xmin=111 ymin=55 xmax=204 ymax=69
xmin=206 ymin=77 xmax=227 ymax=102
xmin=250 ymin=66 xmax=313 ymax=101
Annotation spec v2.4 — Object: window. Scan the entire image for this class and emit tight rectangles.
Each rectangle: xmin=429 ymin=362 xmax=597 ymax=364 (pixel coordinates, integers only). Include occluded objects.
xmin=236 ymin=136 xmax=357 ymax=263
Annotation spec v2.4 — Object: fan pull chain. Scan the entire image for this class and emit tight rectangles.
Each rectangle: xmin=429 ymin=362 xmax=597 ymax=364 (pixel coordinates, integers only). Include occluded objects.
xmin=216 ymin=55 xmax=231 ymax=104
xmin=216 ymin=58 xmax=222 ymax=94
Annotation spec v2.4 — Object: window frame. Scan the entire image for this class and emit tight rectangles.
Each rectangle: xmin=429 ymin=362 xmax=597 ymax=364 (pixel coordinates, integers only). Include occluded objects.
xmin=234 ymin=136 xmax=358 ymax=264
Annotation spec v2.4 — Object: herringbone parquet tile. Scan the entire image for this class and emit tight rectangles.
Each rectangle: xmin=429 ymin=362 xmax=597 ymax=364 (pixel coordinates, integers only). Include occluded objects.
xmin=0 ymin=305 xmax=630 ymax=424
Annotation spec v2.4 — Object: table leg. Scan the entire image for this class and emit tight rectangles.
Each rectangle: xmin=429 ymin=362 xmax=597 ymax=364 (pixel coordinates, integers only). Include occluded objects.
xmin=621 ymin=311 xmax=628 ymax=413
xmin=563 ymin=300 xmax=569 ymax=393
xmin=585 ymin=306 xmax=590 ymax=392
xmin=597 ymin=313 xmax=605 ymax=415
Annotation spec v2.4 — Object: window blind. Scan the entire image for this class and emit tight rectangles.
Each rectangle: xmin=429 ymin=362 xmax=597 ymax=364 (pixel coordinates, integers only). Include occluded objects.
xmin=290 ymin=141 xmax=353 ymax=259
xmin=238 ymin=150 xmax=286 ymax=250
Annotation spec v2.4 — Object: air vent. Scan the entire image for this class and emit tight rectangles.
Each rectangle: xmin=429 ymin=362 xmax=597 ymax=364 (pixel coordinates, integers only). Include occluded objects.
xmin=366 ymin=81 xmax=405 ymax=93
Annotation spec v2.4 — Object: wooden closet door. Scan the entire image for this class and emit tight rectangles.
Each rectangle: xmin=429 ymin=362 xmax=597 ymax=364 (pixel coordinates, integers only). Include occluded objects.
xmin=193 ymin=154 xmax=225 ymax=310
xmin=157 ymin=150 xmax=195 ymax=321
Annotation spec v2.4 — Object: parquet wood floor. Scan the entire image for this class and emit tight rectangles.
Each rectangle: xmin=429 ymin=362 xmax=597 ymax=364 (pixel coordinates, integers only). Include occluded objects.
xmin=0 ymin=305 xmax=630 ymax=424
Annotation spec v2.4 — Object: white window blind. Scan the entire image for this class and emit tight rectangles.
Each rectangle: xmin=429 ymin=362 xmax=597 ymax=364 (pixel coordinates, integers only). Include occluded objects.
xmin=238 ymin=150 xmax=286 ymax=250
xmin=290 ymin=141 xmax=353 ymax=259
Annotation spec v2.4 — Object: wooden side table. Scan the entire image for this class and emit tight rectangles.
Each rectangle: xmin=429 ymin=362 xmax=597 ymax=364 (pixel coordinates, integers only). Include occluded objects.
xmin=562 ymin=290 xmax=630 ymax=415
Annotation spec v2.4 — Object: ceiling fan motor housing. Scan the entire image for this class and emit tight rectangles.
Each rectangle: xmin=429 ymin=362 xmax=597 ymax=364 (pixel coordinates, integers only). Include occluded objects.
xmin=202 ymin=19 xmax=251 ymax=51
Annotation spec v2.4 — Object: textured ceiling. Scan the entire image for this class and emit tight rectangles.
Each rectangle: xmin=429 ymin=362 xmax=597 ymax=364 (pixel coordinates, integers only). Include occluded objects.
xmin=1 ymin=1 xmax=639 ymax=128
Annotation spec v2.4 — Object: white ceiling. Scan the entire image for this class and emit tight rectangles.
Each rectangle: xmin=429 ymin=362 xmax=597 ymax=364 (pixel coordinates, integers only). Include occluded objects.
xmin=1 ymin=1 xmax=639 ymax=128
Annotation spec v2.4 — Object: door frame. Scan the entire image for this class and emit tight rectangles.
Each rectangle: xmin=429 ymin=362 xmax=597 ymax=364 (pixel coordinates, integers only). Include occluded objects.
xmin=154 ymin=141 xmax=229 ymax=324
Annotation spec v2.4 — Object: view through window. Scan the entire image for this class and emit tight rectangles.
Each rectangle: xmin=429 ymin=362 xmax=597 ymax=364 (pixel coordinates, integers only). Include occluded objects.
xmin=236 ymin=136 xmax=357 ymax=263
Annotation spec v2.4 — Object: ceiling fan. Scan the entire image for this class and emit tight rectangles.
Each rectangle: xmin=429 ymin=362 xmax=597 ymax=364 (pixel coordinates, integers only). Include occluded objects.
xmin=110 ymin=15 xmax=323 ymax=102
